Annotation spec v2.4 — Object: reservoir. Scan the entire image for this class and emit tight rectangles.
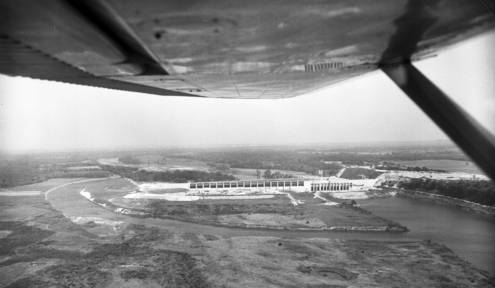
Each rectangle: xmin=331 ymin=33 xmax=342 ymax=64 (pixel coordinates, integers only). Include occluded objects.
xmin=358 ymin=197 xmax=495 ymax=274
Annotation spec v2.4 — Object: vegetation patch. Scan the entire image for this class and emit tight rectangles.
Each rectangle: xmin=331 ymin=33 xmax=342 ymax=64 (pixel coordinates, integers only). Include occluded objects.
xmin=148 ymin=195 xmax=293 ymax=218
xmin=6 ymin=233 xmax=210 ymax=288
xmin=144 ymin=193 xmax=406 ymax=231
xmin=398 ymin=179 xmax=495 ymax=206
xmin=43 ymin=264 xmax=112 ymax=288
xmin=340 ymin=167 xmax=382 ymax=179
xmin=197 ymin=150 xmax=343 ymax=176
xmin=101 ymin=165 xmax=236 ymax=182
xmin=375 ymin=161 xmax=446 ymax=172
xmin=0 ymin=221 xmax=54 ymax=257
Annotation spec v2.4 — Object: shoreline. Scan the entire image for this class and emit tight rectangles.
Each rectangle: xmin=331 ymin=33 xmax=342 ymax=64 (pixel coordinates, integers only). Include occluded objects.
xmin=141 ymin=214 xmax=409 ymax=233
xmin=397 ymin=189 xmax=495 ymax=217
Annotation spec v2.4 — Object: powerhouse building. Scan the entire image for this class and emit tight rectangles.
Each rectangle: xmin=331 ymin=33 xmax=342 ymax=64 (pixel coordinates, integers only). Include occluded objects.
xmin=188 ymin=177 xmax=377 ymax=193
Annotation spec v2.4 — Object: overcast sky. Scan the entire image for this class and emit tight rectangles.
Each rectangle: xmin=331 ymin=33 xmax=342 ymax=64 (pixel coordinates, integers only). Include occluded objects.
xmin=0 ymin=31 xmax=493 ymax=154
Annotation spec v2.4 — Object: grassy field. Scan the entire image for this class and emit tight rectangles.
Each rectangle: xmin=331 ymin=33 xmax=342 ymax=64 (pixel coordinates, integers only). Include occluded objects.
xmin=147 ymin=194 xmax=294 ymax=219
xmin=340 ymin=167 xmax=382 ymax=179
xmin=201 ymin=237 xmax=494 ymax=288
xmin=143 ymin=191 xmax=404 ymax=231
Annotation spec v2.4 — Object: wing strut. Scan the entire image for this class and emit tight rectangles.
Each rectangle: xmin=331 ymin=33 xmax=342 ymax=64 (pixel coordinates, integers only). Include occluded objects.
xmin=382 ymin=63 xmax=495 ymax=180
xmin=378 ymin=0 xmax=495 ymax=180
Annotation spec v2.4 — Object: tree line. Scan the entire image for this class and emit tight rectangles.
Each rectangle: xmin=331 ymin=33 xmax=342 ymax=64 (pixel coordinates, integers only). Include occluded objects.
xmin=398 ymin=178 xmax=495 ymax=206
xmin=101 ymin=165 xmax=236 ymax=183
xmin=194 ymin=150 xmax=343 ymax=176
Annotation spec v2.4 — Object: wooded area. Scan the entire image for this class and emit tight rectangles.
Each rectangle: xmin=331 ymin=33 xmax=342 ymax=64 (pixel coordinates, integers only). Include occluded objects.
xmin=399 ymin=179 xmax=495 ymax=206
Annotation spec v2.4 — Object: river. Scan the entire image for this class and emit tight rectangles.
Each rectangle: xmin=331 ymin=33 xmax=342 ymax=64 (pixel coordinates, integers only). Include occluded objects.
xmin=358 ymin=197 xmax=495 ymax=274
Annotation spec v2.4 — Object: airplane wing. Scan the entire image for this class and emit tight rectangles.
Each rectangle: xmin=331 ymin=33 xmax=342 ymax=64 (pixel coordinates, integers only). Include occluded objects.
xmin=1 ymin=0 xmax=495 ymax=179
xmin=1 ymin=0 xmax=494 ymax=98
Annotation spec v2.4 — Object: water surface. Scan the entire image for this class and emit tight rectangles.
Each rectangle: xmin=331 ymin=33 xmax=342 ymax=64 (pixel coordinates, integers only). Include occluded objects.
xmin=359 ymin=197 xmax=495 ymax=273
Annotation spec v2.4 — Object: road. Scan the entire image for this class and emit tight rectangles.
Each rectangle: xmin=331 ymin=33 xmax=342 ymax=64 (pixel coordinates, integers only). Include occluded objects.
xmin=44 ymin=177 xmax=115 ymax=200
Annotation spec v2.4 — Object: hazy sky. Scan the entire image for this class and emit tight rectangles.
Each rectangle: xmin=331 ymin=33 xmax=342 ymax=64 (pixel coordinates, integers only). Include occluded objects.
xmin=0 ymin=32 xmax=493 ymax=153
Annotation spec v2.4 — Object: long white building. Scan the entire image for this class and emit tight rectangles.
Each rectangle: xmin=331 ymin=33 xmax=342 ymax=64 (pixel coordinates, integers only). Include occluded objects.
xmin=188 ymin=177 xmax=377 ymax=193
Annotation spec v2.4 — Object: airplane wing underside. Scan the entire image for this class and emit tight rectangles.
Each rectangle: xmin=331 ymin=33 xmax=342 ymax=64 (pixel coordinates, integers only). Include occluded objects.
xmin=1 ymin=0 xmax=494 ymax=98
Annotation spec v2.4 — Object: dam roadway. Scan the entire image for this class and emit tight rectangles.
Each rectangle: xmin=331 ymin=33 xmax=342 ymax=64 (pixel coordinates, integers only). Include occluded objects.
xmin=46 ymin=178 xmax=495 ymax=273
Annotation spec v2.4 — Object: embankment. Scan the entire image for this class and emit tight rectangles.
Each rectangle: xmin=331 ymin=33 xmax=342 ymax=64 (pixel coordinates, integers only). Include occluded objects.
xmin=152 ymin=216 xmax=408 ymax=233
xmin=397 ymin=190 xmax=495 ymax=217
